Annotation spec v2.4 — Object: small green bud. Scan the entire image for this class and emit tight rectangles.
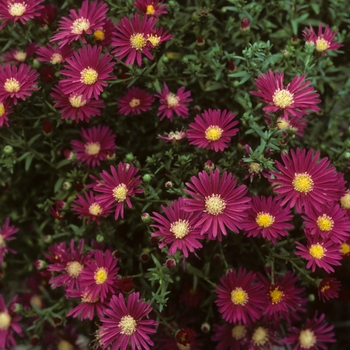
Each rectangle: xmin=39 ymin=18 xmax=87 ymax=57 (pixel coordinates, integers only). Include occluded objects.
xmin=142 ymin=174 xmax=152 ymax=182
xmin=162 ymin=56 xmax=169 ymax=63
xmin=32 ymin=59 xmax=40 ymax=69
xmin=96 ymin=234 xmax=104 ymax=242
xmin=62 ymin=181 xmax=72 ymax=190
xmin=308 ymin=294 xmax=315 ymax=302
xmin=141 ymin=212 xmax=152 ymax=223
xmin=125 ymin=153 xmax=135 ymax=161
xmin=3 ymin=145 xmax=13 ymax=154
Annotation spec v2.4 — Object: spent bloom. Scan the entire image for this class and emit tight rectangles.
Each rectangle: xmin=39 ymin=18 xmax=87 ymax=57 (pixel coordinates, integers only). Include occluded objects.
xmin=317 ymin=277 xmax=341 ymax=302
xmin=133 ymin=0 xmax=168 ymax=17
xmin=0 ymin=218 xmax=18 ymax=265
xmin=36 ymin=44 xmax=72 ymax=65
xmin=211 ymin=323 xmax=248 ymax=350
xmin=2 ymin=42 xmax=37 ymax=64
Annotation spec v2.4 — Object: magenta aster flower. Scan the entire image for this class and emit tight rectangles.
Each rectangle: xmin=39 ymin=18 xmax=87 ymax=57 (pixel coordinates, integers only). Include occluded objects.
xmin=0 ymin=0 xmax=44 ymax=29
xmin=36 ymin=44 xmax=72 ymax=65
xmin=147 ymin=26 xmax=173 ymax=48
xmin=70 ymin=125 xmax=116 ymax=168
xmin=50 ymin=0 xmax=109 ymax=47
xmin=211 ymin=323 xmax=248 ymax=350
xmin=59 ymin=44 xmax=115 ymax=100
xmin=151 ymin=198 xmax=203 ymax=258
xmin=240 ymin=195 xmax=294 ymax=244
xmin=0 ymin=218 xmax=18 ymax=265
xmin=187 ymin=109 xmax=239 ymax=152
xmin=0 ymin=64 xmax=39 ymax=105
xmin=156 ymin=82 xmax=192 ymax=121
xmin=93 ymin=18 xmax=114 ymax=46
xmin=79 ymin=249 xmax=119 ymax=303
xmin=248 ymin=325 xmax=281 ymax=350
xmin=93 ymin=163 xmax=143 ymax=220
xmin=215 ymin=267 xmax=266 ymax=324
xmin=270 ymin=148 xmax=345 ymax=214
xmin=265 ymin=114 xmax=308 ymax=137
xmin=2 ymin=42 xmax=37 ymax=64
xmin=117 ymin=86 xmax=155 ymax=116
xmin=318 ymin=277 xmax=341 ymax=302
xmin=112 ymin=13 xmax=156 ymax=66
xmin=100 ymin=292 xmax=158 ymax=350
xmin=0 ymin=295 xmax=23 ymax=349
xmin=0 ymin=99 xmax=12 ymax=127
xmin=183 ymin=168 xmax=251 ymax=241
xmin=133 ymin=0 xmax=168 ymax=17
xmin=250 ymin=70 xmax=321 ymax=118
xmin=283 ymin=313 xmax=335 ymax=350
xmin=295 ymin=235 xmax=342 ymax=274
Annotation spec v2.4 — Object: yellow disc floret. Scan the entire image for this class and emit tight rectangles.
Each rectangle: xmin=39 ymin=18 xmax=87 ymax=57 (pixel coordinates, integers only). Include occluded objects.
xmin=85 ymin=142 xmax=101 ymax=156
xmin=0 ymin=312 xmax=11 ymax=330
xmin=71 ymin=17 xmax=90 ymax=34
xmin=94 ymin=29 xmax=105 ymax=41
xmin=69 ymin=94 xmax=87 ymax=108
xmin=299 ymin=329 xmax=316 ymax=349
xmin=80 ymin=67 xmax=98 ymax=85
xmin=0 ymin=103 xmax=5 ymax=118
xmin=256 ymin=212 xmax=275 ymax=228
xmin=50 ymin=53 xmax=63 ymax=64
xmin=166 ymin=93 xmax=180 ymax=108
xmin=66 ymin=261 xmax=83 ymax=278
xmin=205 ymin=125 xmax=223 ymax=141
xmin=309 ymin=243 xmax=326 ymax=259
xmin=292 ymin=173 xmax=314 ymax=193
xmin=231 ymin=287 xmax=248 ymax=305
xmin=4 ymin=78 xmax=20 ymax=93
xmin=148 ymin=34 xmax=161 ymax=47
xmin=170 ymin=219 xmax=190 ymax=239
xmin=316 ymin=214 xmax=334 ymax=232
xmin=252 ymin=327 xmax=269 ymax=346
xmin=231 ymin=325 xmax=246 ymax=340
xmin=316 ymin=38 xmax=330 ymax=52
xmin=113 ymin=183 xmax=128 ymax=202
xmin=94 ymin=267 xmax=108 ymax=284
xmin=129 ymin=98 xmax=141 ymax=108
xmin=14 ymin=51 xmax=27 ymax=62
xmin=146 ymin=4 xmax=155 ymax=15
xmin=269 ymin=286 xmax=284 ymax=304
xmin=119 ymin=315 xmax=137 ymax=335
xmin=205 ymin=194 xmax=226 ymax=215
xmin=340 ymin=192 xmax=350 ymax=210
xmin=89 ymin=203 xmax=103 ymax=216
xmin=57 ymin=340 xmax=74 ymax=350
xmin=8 ymin=3 xmax=26 ymax=17
xmin=130 ymin=33 xmax=147 ymax=50
xmin=272 ymin=89 xmax=294 ymax=108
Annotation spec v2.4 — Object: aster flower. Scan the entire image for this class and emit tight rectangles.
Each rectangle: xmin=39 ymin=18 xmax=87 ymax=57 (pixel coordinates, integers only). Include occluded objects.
xmin=156 ymin=82 xmax=192 ymax=121
xmin=2 ymin=42 xmax=37 ymax=64
xmin=0 ymin=218 xmax=18 ymax=265
xmin=187 ymin=109 xmax=239 ymax=152
xmin=270 ymin=148 xmax=345 ymax=214
xmin=295 ymin=235 xmax=342 ymax=274
xmin=157 ymin=130 xmax=186 ymax=142
xmin=93 ymin=163 xmax=143 ymax=220
xmin=36 ymin=44 xmax=72 ymax=65
xmin=93 ymin=18 xmax=114 ymax=46
xmin=0 ymin=64 xmax=39 ymax=105
xmin=0 ymin=99 xmax=12 ymax=127
xmin=248 ymin=325 xmax=281 ymax=350
xmin=49 ymin=199 xmax=65 ymax=220
xmin=265 ymin=114 xmax=308 ymax=137
xmin=0 ymin=295 xmax=23 ymax=350
xmin=183 ymin=168 xmax=251 ymax=241
xmin=79 ymin=249 xmax=119 ymax=303
xmin=151 ymin=198 xmax=203 ymax=258
xmin=211 ymin=323 xmax=249 ymax=350
xmin=100 ymin=292 xmax=158 ymax=350
xmin=133 ymin=0 xmax=168 ymax=17
xmin=35 ymin=3 xmax=57 ymax=25
xmin=340 ymin=238 xmax=350 ymax=260
xmin=284 ymin=313 xmax=335 ymax=350
xmin=70 ymin=125 xmax=116 ymax=168
xmin=51 ymin=0 xmax=109 ymax=47
xmin=147 ymin=26 xmax=173 ymax=48
xmin=302 ymin=202 xmax=350 ymax=244
xmin=215 ymin=267 xmax=266 ymax=324
xmin=59 ymin=44 xmax=115 ymax=101
xmin=117 ymin=86 xmax=155 ymax=116
xmin=318 ymin=277 xmax=341 ymax=302
xmin=0 ymin=0 xmax=44 ymax=29
xmin=250 ymin=70 xmax=321 ymax=118
xmin=241 ymin=195 xmax=293 ymax=244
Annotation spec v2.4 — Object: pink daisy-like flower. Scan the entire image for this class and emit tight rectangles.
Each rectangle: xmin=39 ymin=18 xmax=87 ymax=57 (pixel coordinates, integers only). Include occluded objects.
xmin=70 ymin=125 xmax=116 ymax=168
xmin=147 ymin=26 xmax=173 ymax=48
xmin=317 ymin=277 xmax=341 ymax=302
xmin=240 ymin=195 xmax=294 ymax=244
xmin=248 ymin=324 xmax=281 ymax=350
xmin=50 ymin=0 xmax=109 ymax=47
xmin=93 ymin=18 xmax=114 ymax=46
xmin=72 ymin=191 xmax=111 ymax=225
xmin=2 ymin=42 xmax=37 ymax=64
xmin=0 ymin=218 xmax=18 ymax=265
xmin=0 ymin=64 xmax=39 ymax=105
xmin=0 ymin=99 xmax=12 ymax=127
xmin=270 ymin=148 xmax=345 ymax=214
xmin=183 ymin=168 xmax=251 ymax=241
xmin=295 ymin=235 xmax=342 ymax=274
xmin=211 ymin=323 xmax=249 ymax=350
xmin=250 ymin=70 xmax=321 ymax=118
xmin=187 ymin=109 xmax=239 ymax=152
xmin=79 ymin=249 xmax=119 ymax=303
xmin=0 ymin=295 xmax=23 ymax=349
xmin=151 ymin=198 xmax=203 ymax=258
xmin=99 ymin=292 xmax=158 ymax=350
xmin=49 ymin=199 xmax=65 ymax=220
xmin=133 ymin=0 xmax=167 ymax=17
xmin=0 ymin=0 xmax=44 ymax=29
xmin=215 ymin=267 xmax=266 ymax=324
xmin=283 ymin=313 xmax=335 ymax=350
xmin=302 ymin=202 xmax=350 ymax=244
xmin=51 ymin=84 xmax=105 ymax=123
xmin=60 ymin=44 xmax=115 ymax=100
xmin=157 ymin=130 xmax=186 ymax=142
xmin=156 ymin=82 xmax=192 ymax=121
xmin=302 ymin=23 xmax=343 ymax=54
xmin=93 ymin=163 xmax=144 ymax=220
xmin=265 ymin=114 xmax=308 ymax=137
xmin=117 ymin=86 xmax=155 ymax=116
xmin=36 ymin=44 xmax=72 ymax=65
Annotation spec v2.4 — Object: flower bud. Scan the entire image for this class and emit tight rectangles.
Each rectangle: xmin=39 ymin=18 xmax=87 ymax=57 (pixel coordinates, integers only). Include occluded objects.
xmin=164 ymin=258 xmax=176 ymax=268
xmin=34 ymin=260 xmax=47 ymax=270
xmin=141 ymin=212 xmax=152 ymax=223
xmin=201 ymin=322 xmax=210 ymax=333
xmin=240 ymin=18 xmax=250 ymax=31
xmin=62 ymin=181 xmax=72 ymax=190
xmin=204 ymin=160 xmax=215 ymax=171
xmin=142 ymin=174 xmax=152 ymax=182
xmin=3 ymin=145 xmax=13 ymax=154
xmin=165 ymin=181 xmax=173 ymax=188
xmin=125 ymin=153 xmax=135 ymax=161
xmin=140 ymin=253 xmax=150 ymax=263
xmin=96 ymin=234 xmax=104 ymax=243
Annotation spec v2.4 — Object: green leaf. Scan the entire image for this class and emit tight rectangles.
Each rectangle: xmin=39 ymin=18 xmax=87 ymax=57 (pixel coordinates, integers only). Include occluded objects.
xmin=25 ymin=154 xmax=34 ymax=171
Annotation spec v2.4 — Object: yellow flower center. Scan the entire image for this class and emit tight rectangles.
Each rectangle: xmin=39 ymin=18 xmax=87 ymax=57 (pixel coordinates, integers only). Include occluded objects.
xmin=130 ymin=33 xmax=147 ymax=50
xmin=80 ymin=67 xmax=98 ymax=85
xmin=66 ymin=261 xmax=83 ymax=278
xmin=166 ymin=93 xmax=180 ymax=108
xmin=299 ymin=329 xmax=316 ymax=349
xmin=272 ymin=89 xmax=294 ymax=108
xmin=205 ymin=125 xmax=223 ymax=141
xmin=89 ymin=203 xmax=102 ymax=216
xmin=0 ymin=234 xmax=5 ymax=247
xmin=50 ymin=53 xmax=63 ymax=64
xmin=69 ymin=95 xmax=87 ymax=108
xmin=8 ymin=3 xmax=26 ymax=17
xmin=94 ymin=267 xmax=108 ymax=284
xmin=309 ymin=243 xmax=326 ymax=259
xmin=129 ymin=98 xmax=141 ymax=108
xmin=94 ymin=29 xmax=105 ymax=41
xmin=340 ymin=193 xmax=350 ymax=210
xmin=146 ymin=4 xmax=155 ymax=15
xmin=231 ymin=325 xmax=246 ymax=340
xmin=252 ymin=327 xmax=269 ymax=346
xmin=85 ymin=142 xmax=101 ymax=156
xmin=113 ymin=183 xmax=128 ymax=202
xmin=316 ymin=214 xmax=334 ymax=232
xmin=231 ymin=287 xmax=248 ymax=305
xmin=170 ymin=219 xmax=190 ymax=239
xmin=340 ymin=242 xmax=350 ymax=255
xmin=316 ymin=38 xmax=330 ymax=52
xmin=0 ymin=103 xmax=5 ymax=118
xmin=57 ymin=340 xmax=74 ymax=350
xmin=148 ymin=34 xmax=161 ymax=47
xmin=0 ymin=312 xmax=11 ymax=330
xmin=276 ymin=117 xmax=290 ymax=130
xmin=256 ymin=212 xmax=275 ymax=228
xmin=119 ymin=315 xmax=137 ymax=335
xmin=269 ymin=286 xmax=284 ymax=304
xmin=205 ymin=194 xmax=226 ymax=215
xmin=177 ymin=344 xmax=190 ymax=350
xmin=248 ymin=162 xmax=260 ymax=174
xmin=81 ymin=291 xmax=99 ymax=303
xmin=320 ymin=284 xmax=330 ymax=293
xmin=292 ymin=173 xmax=314 ymax=193
xmin=14 ymin=51 xmax=27 ymax=62
xmin=4 ymin=78 xmax=20 ymax=93
xmin=71 ymin=17 xmax=90 ymax=34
